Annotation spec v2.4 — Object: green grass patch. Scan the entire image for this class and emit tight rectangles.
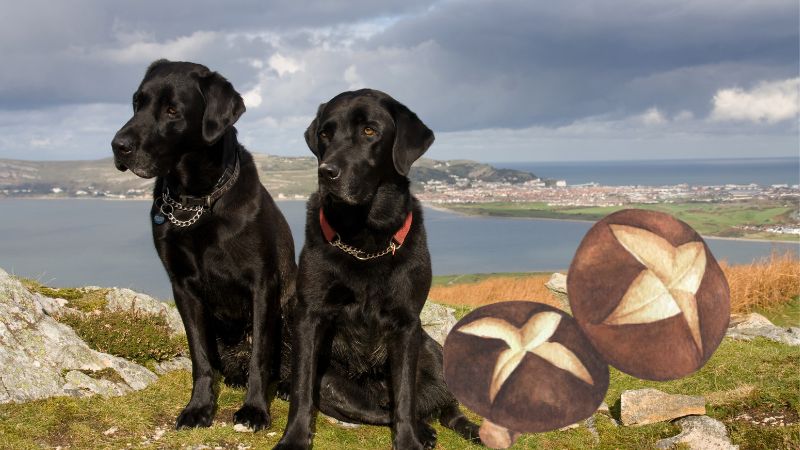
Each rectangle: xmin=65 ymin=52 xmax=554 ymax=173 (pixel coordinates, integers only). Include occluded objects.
xmin=447 ymin=200 xmax=799 ymax=241
xmin=19 ymin=278 xmax=109 ymax=313
xmin=753 ymin=296 xmax=800 ymax=327
xmin=58 ymin=311 xmax=187 ymax=365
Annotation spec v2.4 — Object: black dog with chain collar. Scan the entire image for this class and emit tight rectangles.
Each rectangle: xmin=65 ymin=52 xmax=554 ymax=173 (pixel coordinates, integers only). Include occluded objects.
xmin=111 ymin=60 xmax=296 ymax=432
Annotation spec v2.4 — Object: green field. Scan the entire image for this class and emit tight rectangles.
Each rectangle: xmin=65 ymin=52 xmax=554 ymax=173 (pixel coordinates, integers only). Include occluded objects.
xmin=446 ymin=201 xmax=800 ymax=241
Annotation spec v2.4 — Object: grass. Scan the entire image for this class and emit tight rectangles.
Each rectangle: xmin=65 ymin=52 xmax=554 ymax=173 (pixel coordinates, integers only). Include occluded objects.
xmin=0 ymin=338 xmax=796 ymax=449
xmin=19 ymin=278 xmax=109 ymax=313
xmin=59 ymin=310 xmax=187 ymax=366
xmin=430 ymin=273 xmax=560 ymax=310
xmin=429 ymin=252 xmax=800 ymax=320
xmin=446 ymin=200 xmax=800 ymax=241
xmin=721 ymin=251 xmax=800 ymax=316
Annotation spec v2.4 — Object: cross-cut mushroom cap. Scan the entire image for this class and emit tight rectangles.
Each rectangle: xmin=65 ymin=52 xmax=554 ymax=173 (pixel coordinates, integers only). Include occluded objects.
xmin=568 ymin=209 xmax=730 ymax=381
xmin=444 ymin=301 xmax=609 ymax=434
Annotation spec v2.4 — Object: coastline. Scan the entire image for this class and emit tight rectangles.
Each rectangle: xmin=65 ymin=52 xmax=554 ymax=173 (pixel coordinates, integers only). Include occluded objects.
xmin=3 ymin=196 xmax=798 ymax=244
xmin=425 ymin=202 xmax=800 ymax=244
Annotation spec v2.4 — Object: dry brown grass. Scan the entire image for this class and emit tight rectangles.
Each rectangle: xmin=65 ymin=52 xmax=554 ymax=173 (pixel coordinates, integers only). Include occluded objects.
xmin=428 ymin=274 xmax=562 ymax=309
xmin=430 ymin=251 xmax=799 ymax=315
xmin=720 ymin=251 xmax=800 ymax=314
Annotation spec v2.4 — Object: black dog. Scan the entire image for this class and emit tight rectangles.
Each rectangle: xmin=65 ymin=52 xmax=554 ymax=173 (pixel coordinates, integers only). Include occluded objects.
xmin=111 ymin=60 xmax=296 ymax=431
xmin=275 ymin=89 xmax=479 ymax=450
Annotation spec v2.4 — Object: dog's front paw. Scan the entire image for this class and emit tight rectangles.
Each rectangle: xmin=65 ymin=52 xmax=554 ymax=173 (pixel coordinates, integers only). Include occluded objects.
xmin=273 ymin=427 xmax=312 ymax=450
xmin=393 ymin=422 xmax=435 ymax=450
xmin=416 ymin=421 xmax=437 ymax=450
xmin=233 ymin=404 xmax=271 ymax=431
xmin=272 ymin=437 xmax=311 ymax=450
xmin=175 ymin=404 xmax=215 ymax=429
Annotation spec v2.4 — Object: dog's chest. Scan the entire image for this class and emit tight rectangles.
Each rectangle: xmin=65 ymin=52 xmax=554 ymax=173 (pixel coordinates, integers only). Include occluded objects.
xmin=329 ymin=302 xmax=391 ymax=374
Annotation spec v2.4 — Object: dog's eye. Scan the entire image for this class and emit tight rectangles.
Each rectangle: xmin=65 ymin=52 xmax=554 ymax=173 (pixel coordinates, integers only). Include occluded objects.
xmin=363 ymin=127 xmax=375 ymax=136
xmin=166 ymin=106 xmax=178 ymax=116
xmin=319 ymin=131 xmax=329 ymax=139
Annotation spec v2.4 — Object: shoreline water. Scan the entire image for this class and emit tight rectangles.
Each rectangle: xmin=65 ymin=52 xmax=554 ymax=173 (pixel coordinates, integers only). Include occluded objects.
xmin=3 ymin=196 xmax=798 ymax=244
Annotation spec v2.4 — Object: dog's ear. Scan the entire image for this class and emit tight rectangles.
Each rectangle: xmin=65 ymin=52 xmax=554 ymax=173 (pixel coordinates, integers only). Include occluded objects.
xmin=199 ymin=71 xmax=246 ymax=145
xmin=304 ymin=102 xmax=328 ymax=158
xmin=389 ymin=101 xmax=434 ymax=176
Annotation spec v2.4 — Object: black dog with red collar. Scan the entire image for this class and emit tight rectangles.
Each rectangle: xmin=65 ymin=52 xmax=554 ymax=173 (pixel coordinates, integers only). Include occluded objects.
xmin=276 ymin=89 xmax=479 ymax=450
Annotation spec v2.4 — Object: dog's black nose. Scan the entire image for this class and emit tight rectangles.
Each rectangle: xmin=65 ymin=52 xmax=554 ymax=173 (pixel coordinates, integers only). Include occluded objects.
xmin=319 ymin=163 xmax=341 ymax=180
xmin=111 ymin=135 xmax=135 ymax=155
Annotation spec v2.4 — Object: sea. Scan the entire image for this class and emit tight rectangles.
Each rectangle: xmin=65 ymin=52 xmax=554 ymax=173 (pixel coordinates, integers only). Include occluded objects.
xmin=496 ymin=157 xmax=800 ymax=186
xmin=0 ymin=197 xmax=797 ymax=300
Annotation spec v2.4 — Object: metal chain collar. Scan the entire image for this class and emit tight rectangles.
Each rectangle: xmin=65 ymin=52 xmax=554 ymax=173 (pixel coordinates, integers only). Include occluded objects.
xmin=159 ymin=187 xmax=207 ymax=227
xmin=329 ymin=235 xmax=400 ymax=260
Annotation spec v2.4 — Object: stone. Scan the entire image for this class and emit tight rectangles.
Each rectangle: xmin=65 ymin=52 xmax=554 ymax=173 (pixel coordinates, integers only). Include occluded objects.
xmin=105 ymin=288 xmax=185 ymax=336
xmin=620 ymin=388 xmax=705 ymax=426
xmin=545 ymin=272 xmax=570 ymax=311
xmin=655 ymin=415 xmax=738 ymax=450
xmin=233 ymin=423 xmax=255 ymax=433
xmin=153 ymin=356 xmax=192 ymax=375
xmin=0 ymin=268 xmax=157 ymax=403
xmin=420 ymin=301 xmax=457 ymax=345
xmin=726 ymin=313 xmax=800 ymax=346
xmin=62 ymin=370 xmax=130 ymax=397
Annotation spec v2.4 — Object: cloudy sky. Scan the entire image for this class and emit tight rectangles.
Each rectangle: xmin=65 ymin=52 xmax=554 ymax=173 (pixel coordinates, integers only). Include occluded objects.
xmin=1 ymin=0 xmax=798 ymax=162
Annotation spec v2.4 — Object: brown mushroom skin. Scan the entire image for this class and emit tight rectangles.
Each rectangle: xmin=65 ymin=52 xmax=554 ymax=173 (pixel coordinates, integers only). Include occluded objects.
xmin=568 ymin=209 xmax=730 ymax=381
xmin=443 ymin=301 xmax=609 ymax=435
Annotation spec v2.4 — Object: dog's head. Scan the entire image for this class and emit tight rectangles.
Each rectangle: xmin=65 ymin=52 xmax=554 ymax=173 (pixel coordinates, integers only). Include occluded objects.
xmin=304 ymin=89 xmax=434 ymax=205
xmin=111 ymin=59 xmax=245 ymax=178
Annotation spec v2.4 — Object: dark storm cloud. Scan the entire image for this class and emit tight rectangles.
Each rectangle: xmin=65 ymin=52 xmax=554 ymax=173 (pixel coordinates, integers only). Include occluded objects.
xmin=362 ymin=0 xmax=798 ymax=130
xmin=0 ymin=0 xmax=797 ymax=160
xmin=0 ymin=0 xmax=435 ymax=108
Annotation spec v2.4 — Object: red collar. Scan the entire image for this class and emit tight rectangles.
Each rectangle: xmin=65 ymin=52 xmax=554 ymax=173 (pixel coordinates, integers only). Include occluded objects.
xmin=319 ymin=208 xmax=413 ymax=248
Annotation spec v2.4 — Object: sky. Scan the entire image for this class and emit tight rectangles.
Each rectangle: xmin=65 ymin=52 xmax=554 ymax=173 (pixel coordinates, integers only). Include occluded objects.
xmin=1 ymin=0 xmax=798 ymax=162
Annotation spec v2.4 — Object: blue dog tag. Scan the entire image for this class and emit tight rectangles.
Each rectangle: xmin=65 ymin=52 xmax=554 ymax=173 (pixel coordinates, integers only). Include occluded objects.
xmin=153 ymin=214 xmax=166 ymax=225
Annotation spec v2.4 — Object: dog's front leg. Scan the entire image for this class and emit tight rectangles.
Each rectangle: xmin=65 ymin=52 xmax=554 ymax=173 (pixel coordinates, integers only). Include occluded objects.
xmin=388 ymin=319 xmax=434 ymax=450
xmin=173 ymin=285 xmax=218 ymax=429
xmin=234 ymin=279 xmax=279 ymax=431
xmin=274 ymin=304 xmax=327 ymax=450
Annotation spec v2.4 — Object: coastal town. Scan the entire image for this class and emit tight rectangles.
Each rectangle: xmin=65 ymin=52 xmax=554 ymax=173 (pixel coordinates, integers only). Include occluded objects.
xmin=416 ymin=177 xmax=800 ymax=236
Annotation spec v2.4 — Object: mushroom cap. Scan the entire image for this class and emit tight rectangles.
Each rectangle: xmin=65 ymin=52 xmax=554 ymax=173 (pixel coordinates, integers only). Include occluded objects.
xmin=568 ymin=208 xmax=730 ymax=381
xmin=443 ymin=301 xmax=609 ymax=434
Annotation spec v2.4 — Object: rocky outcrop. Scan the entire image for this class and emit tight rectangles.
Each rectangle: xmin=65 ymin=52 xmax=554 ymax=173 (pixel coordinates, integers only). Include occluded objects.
xmin=656 ymin=415 xmax=738 ymax=450
xmin=105 ymin=288 xmax=185 ymax=336
xmin=544 ymin=272 xmax=570 ymax=311
xmin=0 ymin=269 xmax=157 ymax=403
xmin=153 ymin=356 xmax=192 ymax=375
xmin=420 ymin=301 xmax=457 ymax=345
xmin=620 ymin=388 xmax=706 ymax=426
xmin=726 ymin=312 xmax=800 ymax=346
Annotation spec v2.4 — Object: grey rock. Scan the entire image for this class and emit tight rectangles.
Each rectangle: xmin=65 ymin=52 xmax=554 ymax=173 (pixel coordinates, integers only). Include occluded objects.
xmin=323 ymin=414 xmax=361 ymax=429
xmin=420 ymin=301 xmax=457 ymax=345
xmin=620 ymin=388 xmax=706 ymax=426
xmin=0 ymin=268 xmax=157 ymax=404
xmin=656 ymin=415 xmax=738 ymax=450
xmin=153 ymin=356 xmax=193 ymax=375
xmin=726 ymin=312 xmax=800 ymax=346
xmin=106 ymin=288 xmax=185 ymax=336
xmin=545 ymin=272 xmax=570 ymax=312
xmin=62 ymin=370 xmax=130 ymax=397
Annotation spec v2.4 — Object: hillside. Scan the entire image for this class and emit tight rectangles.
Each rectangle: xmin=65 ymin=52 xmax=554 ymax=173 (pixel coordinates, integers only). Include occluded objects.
xmin=0 ymin=155 xmax=537 ymax=199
